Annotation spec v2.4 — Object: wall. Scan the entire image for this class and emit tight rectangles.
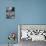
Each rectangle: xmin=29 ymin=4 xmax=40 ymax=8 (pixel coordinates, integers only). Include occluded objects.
xmin=0 ymin=0 xmax=17 ymax=44
xmin=0 ymin=0 xmax=46 ymax=44
xmin=16 ymin=0 xmax=46 ymax=24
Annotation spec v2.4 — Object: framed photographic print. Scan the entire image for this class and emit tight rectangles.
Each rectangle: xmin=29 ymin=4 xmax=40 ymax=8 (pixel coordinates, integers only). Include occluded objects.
xmin=6 ymin=7 xmax=15 ymax=19
xmin=18 ymin=24 xmax=46 ymax=41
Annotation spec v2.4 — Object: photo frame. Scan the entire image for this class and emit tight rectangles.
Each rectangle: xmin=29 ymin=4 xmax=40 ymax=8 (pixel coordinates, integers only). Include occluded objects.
xmin=18 ymin=24 xmax=46 ymax=41
xmin=6 ymin=7 xmax=15 ymax=19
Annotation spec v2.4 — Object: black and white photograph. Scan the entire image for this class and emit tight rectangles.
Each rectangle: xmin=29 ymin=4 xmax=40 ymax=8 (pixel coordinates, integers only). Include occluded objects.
xmin=18 ymin=25 xmax=46 ymax=46
xmin=6 ymin=7 xmax=15 ymax=19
